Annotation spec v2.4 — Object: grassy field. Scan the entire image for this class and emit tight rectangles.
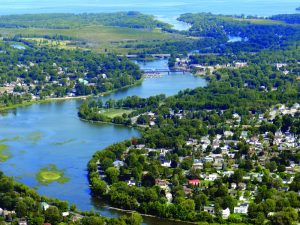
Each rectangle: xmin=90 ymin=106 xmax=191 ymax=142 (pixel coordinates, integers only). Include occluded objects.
xmin=99 ymin=108 xmax=133 ymax=118
xmin=0 ymin=25 xmax=180 ymax=53
xmin=23 ymin=38 xmax=80 ymax=50
xmin=232 ymin=18 xmax=286 ymax=25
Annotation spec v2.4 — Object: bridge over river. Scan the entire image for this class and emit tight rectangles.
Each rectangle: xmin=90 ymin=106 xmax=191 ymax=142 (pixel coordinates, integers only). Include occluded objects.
xmin=142 ymin=68 xmax=190 ymax=76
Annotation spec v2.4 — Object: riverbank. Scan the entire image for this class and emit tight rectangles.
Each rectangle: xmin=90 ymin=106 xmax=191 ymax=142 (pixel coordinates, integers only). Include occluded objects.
xmin=0 ymin=95 xmax=90 ymax=112
xmin=0 ymin=78 xmax=144 ymax=113
xmin=79 ymin=117 xmax=145 ymax=132
xmin=104 ymin=206 xmax=197 ymax=225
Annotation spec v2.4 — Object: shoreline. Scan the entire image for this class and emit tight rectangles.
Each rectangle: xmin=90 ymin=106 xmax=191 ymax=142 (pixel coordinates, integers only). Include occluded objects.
xmin=79 ymin=117 xmax=145 ymax=132
xmin=0 ymin=77 xmax=144 ymax=112
xmin=104 ymin=205 xmax=197 ymax=225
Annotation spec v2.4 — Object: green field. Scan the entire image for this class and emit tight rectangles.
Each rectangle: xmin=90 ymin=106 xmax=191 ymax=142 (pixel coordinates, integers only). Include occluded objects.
xmin=0 ymin=25 xmax=180 ymax=53
xmin=99 ymin=108 xmax=133 ymax=118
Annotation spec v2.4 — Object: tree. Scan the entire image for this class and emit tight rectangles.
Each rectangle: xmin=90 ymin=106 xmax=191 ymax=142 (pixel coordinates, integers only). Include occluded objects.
xmin=91 ymin=179 xmax=107 ymax=196
xmin=194 ymin=192 xmax=208 ymax=211
xmin=269 ymin=207 xmax=298 ymax=225
xmin=44 ymin=206 xmax=62 ymax=225
xmin=105 ymin=167 xmax=120 ymax=184
xmin=123 ymin=212 xmax=143 ymax=225
xmin=16 ymin=201 xmax=27 ymax=218
xmin=141 ymin=174 xmax=155 ymax=187
xmin=81 ymin=216 xmax=105 ymax=225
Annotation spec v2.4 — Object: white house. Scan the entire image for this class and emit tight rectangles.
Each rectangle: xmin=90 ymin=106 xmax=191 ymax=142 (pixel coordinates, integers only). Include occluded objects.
xmin=205 ymin=173 xmax=219 ymax=181
xmin=41 ymin=202 xmax=50 ymax=211
xmin=161 ymin=160 xmax=171 ymax=168
xmin=62 ymin=212 xmax=70 ymax=217
xmin=222 ymin=208 xmax=231 ymax=219
xmin=166 ymin=192 xmax=173 ymax=202
xmin=234 ymin=203 xmax=249 ymax=214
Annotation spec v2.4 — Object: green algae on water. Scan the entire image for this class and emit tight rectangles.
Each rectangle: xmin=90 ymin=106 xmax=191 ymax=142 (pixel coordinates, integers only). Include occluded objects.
xmin=36 ymin=164 xmax=70 ymax=185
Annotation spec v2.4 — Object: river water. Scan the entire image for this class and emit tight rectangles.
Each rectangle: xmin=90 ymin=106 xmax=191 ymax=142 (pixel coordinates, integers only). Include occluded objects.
xmin=0 ymin=59 xmax=206 ymax=225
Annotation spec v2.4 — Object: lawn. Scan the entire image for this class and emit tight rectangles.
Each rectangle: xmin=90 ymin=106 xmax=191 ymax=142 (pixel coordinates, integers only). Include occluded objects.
xmin=99 ymin=108 xmax=133 ymax=118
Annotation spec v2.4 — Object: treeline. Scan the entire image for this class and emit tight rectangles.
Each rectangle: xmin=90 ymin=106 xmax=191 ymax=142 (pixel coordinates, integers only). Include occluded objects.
xmin=0 ymin=92 xmax=32 ymax=108
xmin=0 ymin=171 xmax=143 ymax=225
xmin=270 ymin=14 xmax=300 ymax=24
xmin=0 ymin=12 xmax=172 ymax=30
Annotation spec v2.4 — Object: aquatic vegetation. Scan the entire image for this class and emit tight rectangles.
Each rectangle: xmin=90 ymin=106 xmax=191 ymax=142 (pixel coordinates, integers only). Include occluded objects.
xmin=52 ymin=139 xmax=75 ymax=146
xmin=27 ymin=132 xmax=43 ymax=143
xmin=36 ymin=164 xmax=70 ymax=185
xmin=0 ymin=144 xmax=11 ymax=162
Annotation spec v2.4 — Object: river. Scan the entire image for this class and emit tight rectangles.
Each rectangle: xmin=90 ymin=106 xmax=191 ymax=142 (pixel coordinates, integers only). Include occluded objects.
xmin=0 ymin=59 xmax=206 ymax=225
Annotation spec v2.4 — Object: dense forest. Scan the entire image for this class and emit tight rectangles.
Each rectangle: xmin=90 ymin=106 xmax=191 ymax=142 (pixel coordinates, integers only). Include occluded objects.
xmin=177 ymin=13 xmax=300 ymax=54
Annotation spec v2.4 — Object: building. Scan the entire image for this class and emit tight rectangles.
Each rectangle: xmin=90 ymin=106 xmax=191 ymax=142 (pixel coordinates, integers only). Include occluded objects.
xmin=234 ymin=203 xmax=249 ymax=214
xmin=188 ymin=179 xmax=201 ymax=186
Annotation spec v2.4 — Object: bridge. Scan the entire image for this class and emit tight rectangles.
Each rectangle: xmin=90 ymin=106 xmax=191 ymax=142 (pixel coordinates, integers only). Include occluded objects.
xmin=118 ymin=54 xmax=171 ymax=58
xmin=142 ymin=68 xmax=190 ymax=74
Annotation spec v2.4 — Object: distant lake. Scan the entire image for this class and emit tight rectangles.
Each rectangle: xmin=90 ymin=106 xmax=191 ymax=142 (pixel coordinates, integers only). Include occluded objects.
xmin=0 ymin=0 xmax=299 ymax=29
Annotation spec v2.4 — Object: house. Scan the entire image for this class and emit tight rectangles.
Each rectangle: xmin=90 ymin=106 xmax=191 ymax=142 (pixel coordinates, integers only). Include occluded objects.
xmin=231 ymin=183 xmax=237 ymax=189
xmin=193 ymin=160 xmax=203 ymax=169
xmin=62 ymin=212 xmax=70 ymax=217
xmin=166 ymin=192 xmax=173 ymax=202
xmin=233 ymin=113 xmax=241 ymax=122
xmin=223 ymin=170 xmax=234 ymax=177
xmin=234 ymin=203 xmax=249 ymax=214
xmin=71 ymin=214 xmax=84 ymax=222
xmin=155 ymin=179 xmax=169 ymax=188
xmin=18 ymin=219 xmax=28 ymax=225
xmin=205 ymin=173 xmax=219 ymax=181
xmin=127 ymin=179 xmax=136 ymax=186
xmin=188 ymin=179 xmax=201 ymax=186
xmin=161 ymin=160 xmax=171 ymax=167
xmin=222 ymin=208 xmax=231 ymax=219
xmin=238 ymin=183 xmax=247 ymax=190
xmin=224 ymin=131 xmax=234 ymax=138
xmin=204 ymin=206 xmax=215 ymax=214
xmin=183 ymin=186 xmax=193 ymax=195
xmin=113 ymin=160 xmax=124 ymax=169
xmin=149 ymin=121 xmax=156 ymax=126
xmin=235 ymin=62 xmax=247 ymax=68
xmin=204 ymin=156 xmax=214 ymax=163
xmin=41 ymin=202 xmax=50 ymax=211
